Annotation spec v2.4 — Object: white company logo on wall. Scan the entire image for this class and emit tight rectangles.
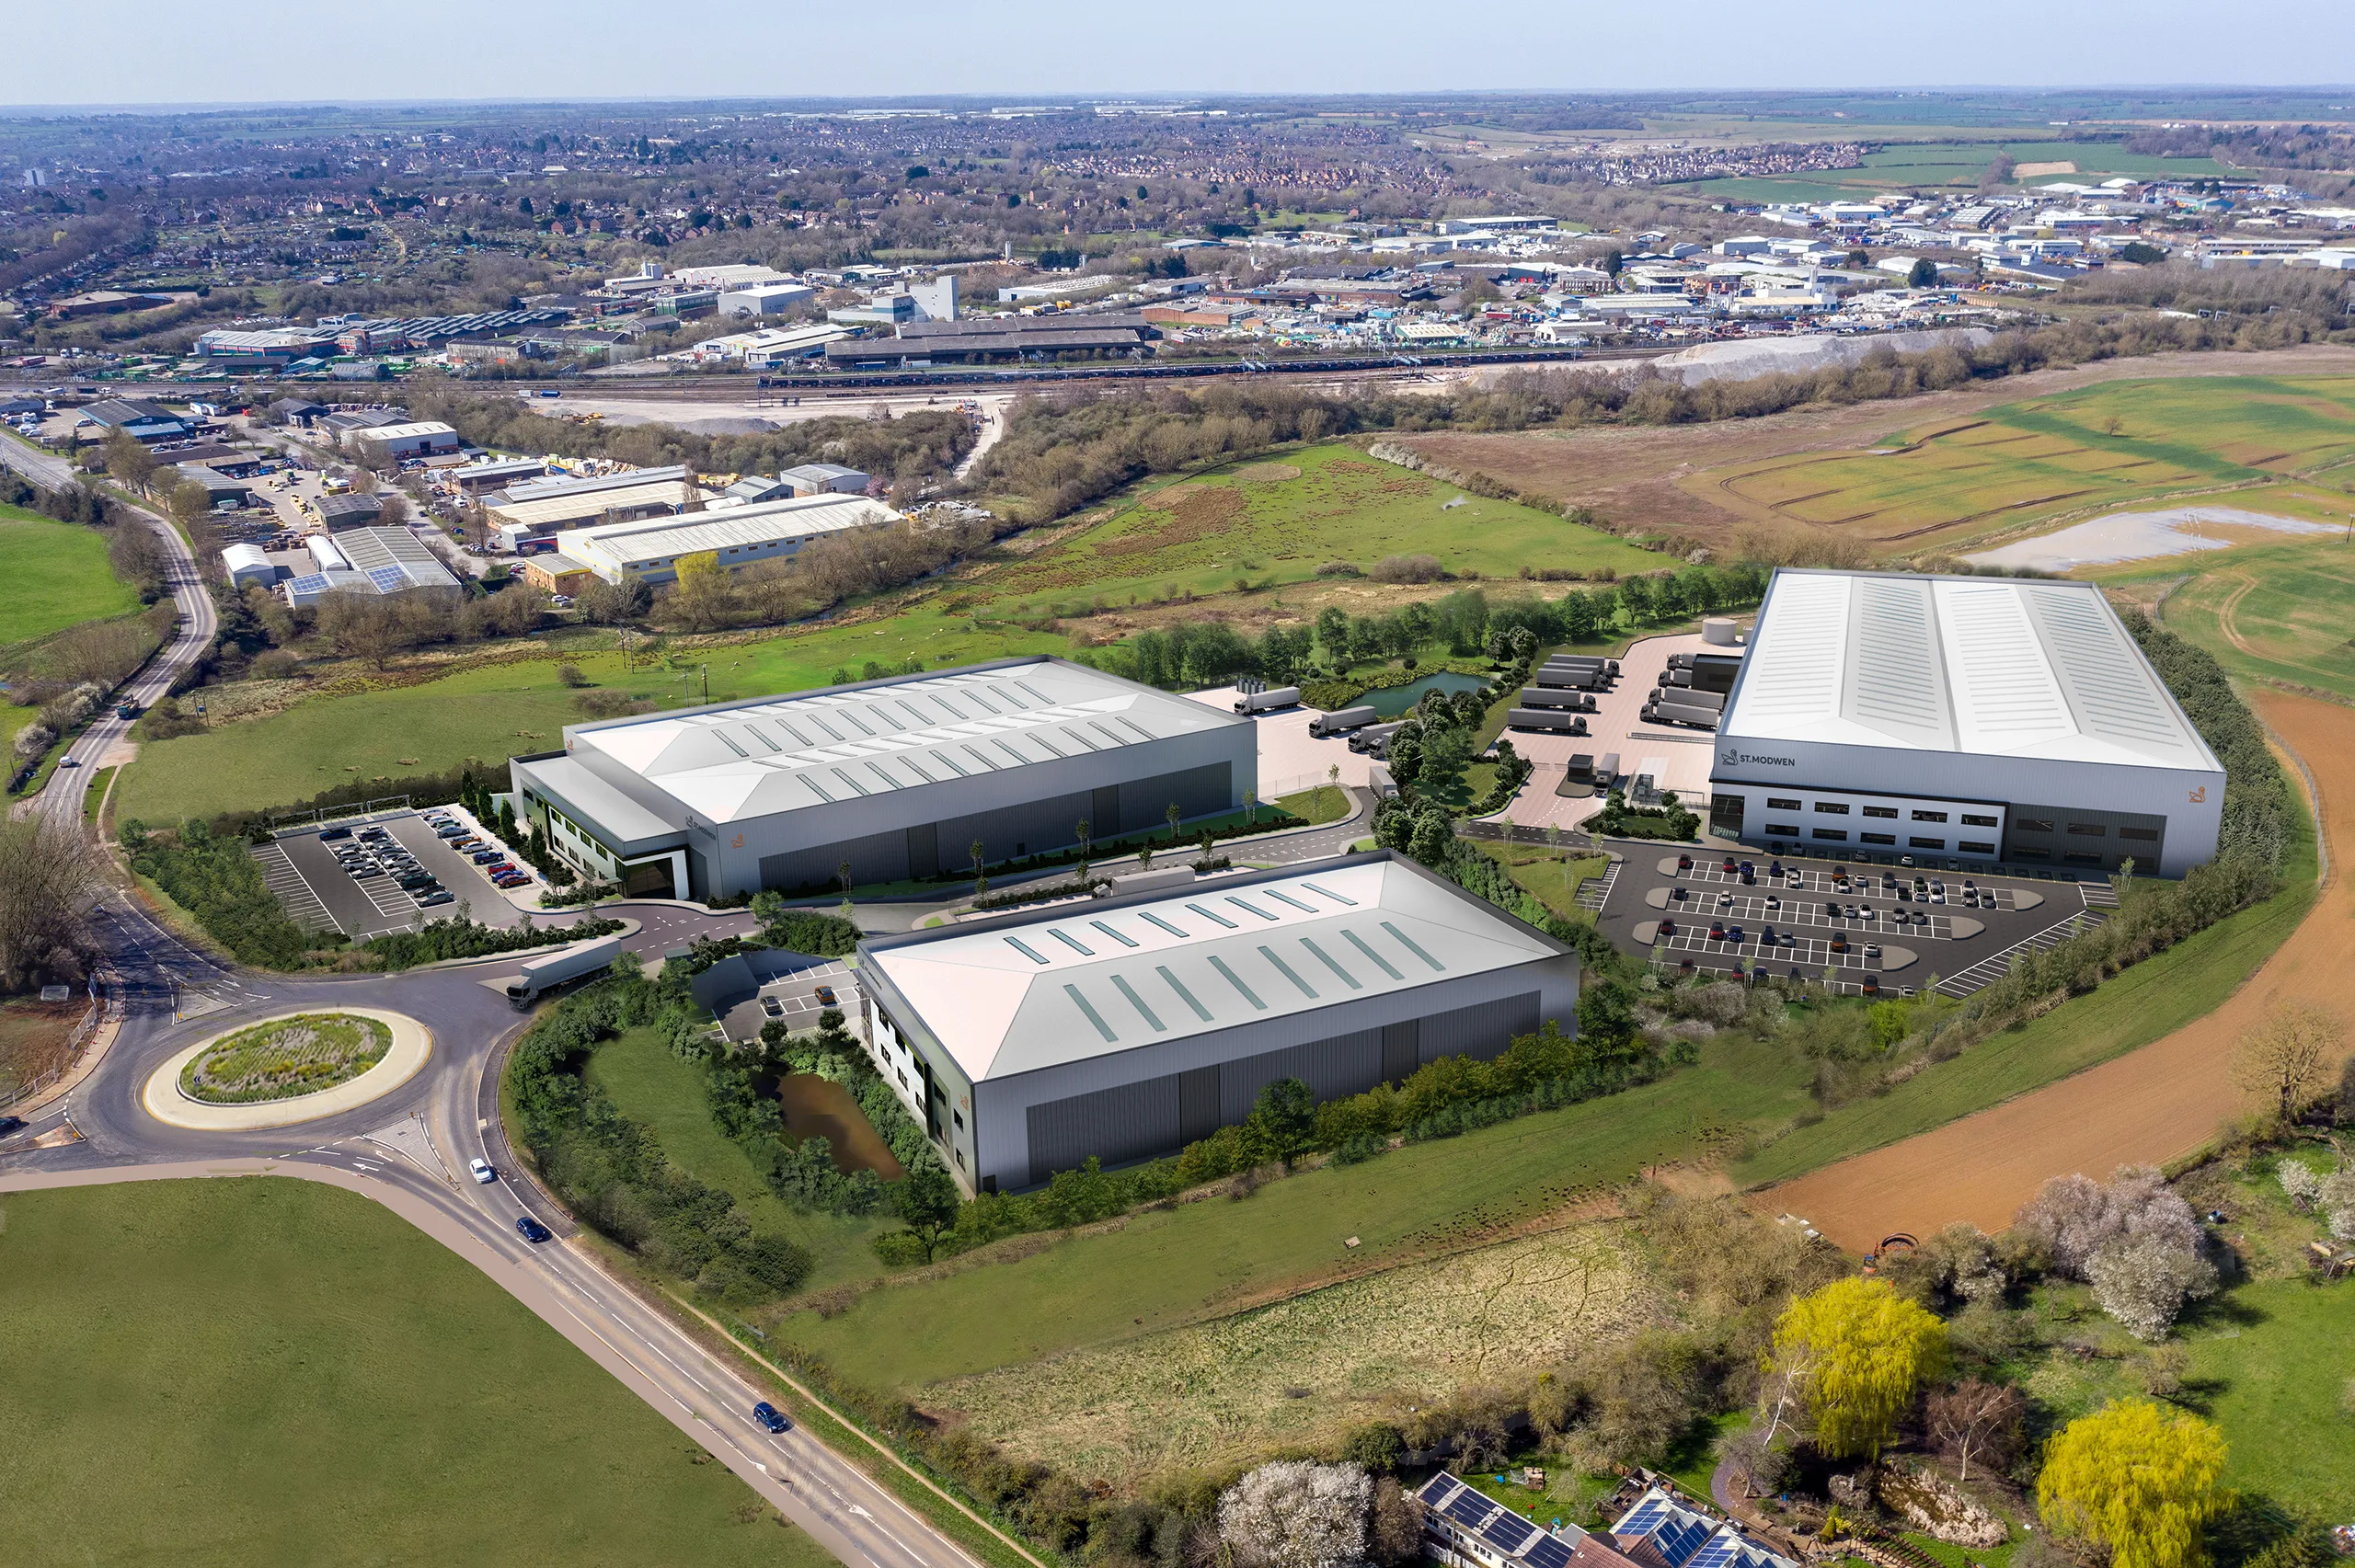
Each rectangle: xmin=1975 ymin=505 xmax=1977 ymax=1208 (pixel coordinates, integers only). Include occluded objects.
xmin=1720 ymin=749 xmax=1797 ymax=769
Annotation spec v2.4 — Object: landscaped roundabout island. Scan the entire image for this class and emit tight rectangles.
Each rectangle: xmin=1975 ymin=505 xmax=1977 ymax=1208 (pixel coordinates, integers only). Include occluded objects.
xmin=143 ymin=1008 xmax=431 ymax=1130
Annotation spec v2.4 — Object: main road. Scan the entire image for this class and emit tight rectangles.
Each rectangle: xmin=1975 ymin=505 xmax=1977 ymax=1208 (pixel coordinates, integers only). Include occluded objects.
xmin=0 ymin=432 xmax=219 ymax=831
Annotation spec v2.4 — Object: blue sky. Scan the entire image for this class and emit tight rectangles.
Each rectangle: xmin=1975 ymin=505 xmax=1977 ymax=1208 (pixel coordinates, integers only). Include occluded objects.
xmin=8 ymin=0 xmax=2354 ymax=107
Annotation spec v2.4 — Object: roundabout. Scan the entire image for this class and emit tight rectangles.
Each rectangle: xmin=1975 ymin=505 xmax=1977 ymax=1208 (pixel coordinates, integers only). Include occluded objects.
xmin=141 ymin=1008 xmax=433 ymax=1131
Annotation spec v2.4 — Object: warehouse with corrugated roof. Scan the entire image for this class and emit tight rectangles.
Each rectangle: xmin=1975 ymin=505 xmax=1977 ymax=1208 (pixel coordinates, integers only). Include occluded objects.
xmin=856 ymin=852 xmax=1581 ymax=1194
xmin=1707 ymin=569 xmax=2224 ymax=876
xmin=508 ymin=657 xmax=1257 ymax=901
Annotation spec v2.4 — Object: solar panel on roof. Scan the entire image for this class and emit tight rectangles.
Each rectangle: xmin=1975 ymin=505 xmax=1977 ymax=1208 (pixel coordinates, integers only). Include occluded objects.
xmin=1523 ymin=1535 xmax=1574 ymax=1568
xmin=1685 ymin=1537 xmax=1740 ymax=1568
xmin=1480 ymin=1513 xmax=1536 ymax=1553
xmin=1443 ymin=1492 xmax=1497 ymax=1528
xmin=364 ymin=564 xmax=408 ymax=592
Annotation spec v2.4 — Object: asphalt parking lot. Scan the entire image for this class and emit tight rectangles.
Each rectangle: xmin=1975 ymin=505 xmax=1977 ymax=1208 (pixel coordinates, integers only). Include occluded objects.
xmin=255 ymin=810 xmax=532 ymax=940
xmin=1591 ymin=846 xmax=2118 ymax=998
xmin=714 ymin=959 xmax=863 ymax=1045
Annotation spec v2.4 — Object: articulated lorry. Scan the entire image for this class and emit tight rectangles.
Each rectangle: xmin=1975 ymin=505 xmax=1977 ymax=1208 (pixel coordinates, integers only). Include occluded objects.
xmin=506 ymin=935 xmax=627 ymax=1009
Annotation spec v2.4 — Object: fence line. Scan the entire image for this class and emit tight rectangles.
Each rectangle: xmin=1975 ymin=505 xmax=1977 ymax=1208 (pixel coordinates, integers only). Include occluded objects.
xmin=0 ymin=989 xmax=102 ymax=1110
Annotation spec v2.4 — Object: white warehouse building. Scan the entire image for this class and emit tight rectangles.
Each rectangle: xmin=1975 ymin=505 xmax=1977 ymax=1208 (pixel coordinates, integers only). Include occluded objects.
xmin=508 ymin=657 xmax=1257 ymax=901
xmin=552 ymin=491 xmax=899 ymax=586
xmin=1707 ymin=569 xmax=2224 ymax=877
xmin=856 ymin=852 xmax=1581 ymax=1194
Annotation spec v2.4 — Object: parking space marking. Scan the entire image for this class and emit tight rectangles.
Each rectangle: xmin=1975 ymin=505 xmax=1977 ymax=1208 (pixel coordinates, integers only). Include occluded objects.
xmin=1932 ymin=911 xmax=2108 ymax=999
xmin=252 ymin=841 xmax=340 ymax=934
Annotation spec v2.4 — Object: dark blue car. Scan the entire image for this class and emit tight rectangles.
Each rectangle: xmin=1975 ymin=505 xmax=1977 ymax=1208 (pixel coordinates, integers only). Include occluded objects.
xmin=752 ymin=1402 xmax=790 ymax=1434
xmin=515 ymin=1216 xmax=554 ymax=1244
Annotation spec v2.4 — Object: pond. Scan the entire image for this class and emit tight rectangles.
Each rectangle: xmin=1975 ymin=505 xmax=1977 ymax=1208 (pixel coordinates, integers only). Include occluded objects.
xmin=777 ymin=1073 xmax=905 ymax=1179
xmin=1353 ymin=669 xmax=1489 ymax=719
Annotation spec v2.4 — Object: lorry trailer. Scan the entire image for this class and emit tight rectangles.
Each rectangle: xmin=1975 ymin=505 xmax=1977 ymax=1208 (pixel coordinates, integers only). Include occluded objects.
xmin=1308 ymin=704 xmax=1379 ymax=738
xmin=506 ymin=935 xmax=627 ymax=1009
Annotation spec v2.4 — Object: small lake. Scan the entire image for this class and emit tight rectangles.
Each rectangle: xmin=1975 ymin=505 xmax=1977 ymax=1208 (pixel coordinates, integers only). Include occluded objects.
xmin=1353 ymin=670 xmax=1489 ymax=719
xmin=777 ymin=1073 xmax=905 ymax=1179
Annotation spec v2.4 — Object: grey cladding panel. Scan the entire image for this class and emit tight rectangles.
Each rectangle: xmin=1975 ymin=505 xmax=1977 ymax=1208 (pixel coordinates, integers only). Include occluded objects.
xmin=906 ymin=821 xmax=938 ymax=880
xmin=1178 ymin=1066 xmax=1220 ymax=1144
xmin=1381 ymin=1020 xmax=1419 ymax=1083
xmin=1028 ymin=1077 xmax=1181 ymax=1186
xmin=1419 ymin=993 xmax=1541 ymax=1067
xmin=1217 ymin=1027 xmax=1385 ymax=1124
xmin=1092 ymin=784 xmax=1121 ymax=839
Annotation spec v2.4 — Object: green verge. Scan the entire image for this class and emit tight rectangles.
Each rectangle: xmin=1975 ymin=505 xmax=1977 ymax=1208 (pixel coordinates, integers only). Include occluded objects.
xmin=1732 ymin=800 xmax=2318 ymax=1187
xmin=772 ymin=1032 xmax=1815 ymax=1391
xmin=0 ymin=503 xmax=140 ymax=647
xmin=586 ymin=1026 xmax=894 ymax=1292
xmin=0 ymin=1179 xmax=835 ymax=1568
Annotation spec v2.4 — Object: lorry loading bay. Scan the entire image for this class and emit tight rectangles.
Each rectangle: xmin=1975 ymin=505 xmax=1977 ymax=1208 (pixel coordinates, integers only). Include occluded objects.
xmin=1588 ymin=849 xmax=2120 ymax=1000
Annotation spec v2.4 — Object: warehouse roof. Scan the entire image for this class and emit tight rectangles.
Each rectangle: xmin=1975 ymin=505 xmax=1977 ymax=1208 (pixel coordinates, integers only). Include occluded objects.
xmin=861 ymin=853 xmax=1568 ymax=1082
xmin=560 ymin=657 xmax=1249 ymax=828
xmin=490 ymin=477 xmax=708 ymax=531
xmin=332 ymin=527 xmax=461 ymax=592
xmin=350 ymin=419 xmax=455 ymax=444
xmin=504 ymin=464 xmax=693 ymax=502
xmin=1721 ymin=569 xmax=2221 ymax=772
xmin=555 ymin=492 xmax=897 ymax=567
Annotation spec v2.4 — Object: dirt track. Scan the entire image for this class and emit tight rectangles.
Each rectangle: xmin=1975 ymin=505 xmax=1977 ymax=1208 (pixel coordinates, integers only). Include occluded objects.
xmin=1758 ymin=689 xmax=2355 ymax=1252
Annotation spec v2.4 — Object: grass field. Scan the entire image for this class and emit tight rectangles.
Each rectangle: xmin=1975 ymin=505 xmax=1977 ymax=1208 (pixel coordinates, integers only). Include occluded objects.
xmin=1678 ymin=138 xmax=2234 ymax=203
xmin=930 ymin=1224 xmax=1653 ymax=1483
xmin=1735 ymin=803 xmax=2317 ymax=1185
xmin=587 ymin=1026 xmax=893 ymax=1292
xmin=0 ymin=503 xmax=138 ymax=649
xmin=983 ymin=444 xmax=1660 ymax=619
xmin=770 ymin=1031 xmax=1816 ymax=1391
xmin=1687 ymin=376 xmax=2355 ymax=554
xmin=1472 ymin=842 xmax=1608 ymax=921
xmin=2099 ymin=540 xmax=2355 ymax=705
xmin=0 ymin=1178 xmax=833 ymax=1568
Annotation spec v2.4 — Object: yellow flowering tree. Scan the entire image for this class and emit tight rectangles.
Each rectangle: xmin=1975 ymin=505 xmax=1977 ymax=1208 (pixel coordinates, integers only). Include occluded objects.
xmin=1766 ymin=1276 xmax=1949 ymax=1459
xmin=2038 ymin=1401 xmax=2227 ymax=1568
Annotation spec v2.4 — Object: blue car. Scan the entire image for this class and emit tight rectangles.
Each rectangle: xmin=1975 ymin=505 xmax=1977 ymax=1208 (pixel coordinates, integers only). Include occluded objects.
xmin=515 ymin=1216 xmax=553 ymax=1244
xmin=752 ymin=1402 xmax=790 ymax=1434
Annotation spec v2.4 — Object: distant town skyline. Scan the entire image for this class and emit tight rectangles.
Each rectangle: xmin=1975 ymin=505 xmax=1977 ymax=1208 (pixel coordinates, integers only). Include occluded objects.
xmin=9 ymin=0 xmax=2355 ymax=109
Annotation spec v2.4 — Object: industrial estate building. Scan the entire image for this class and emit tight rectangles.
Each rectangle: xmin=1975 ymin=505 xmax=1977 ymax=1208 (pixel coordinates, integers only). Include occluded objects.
xmin=855 ymin=853 xmax=1581 ymax=1193
xmin=507 ymin=657 xmax=1257 ymax=902
xmin=1707 ymin=569 xmax=2224 ymax=876
xmin=549 ymin=491 xmax=899 ymax=585
xmin=281 ymin=526 xmax=462 ymax=606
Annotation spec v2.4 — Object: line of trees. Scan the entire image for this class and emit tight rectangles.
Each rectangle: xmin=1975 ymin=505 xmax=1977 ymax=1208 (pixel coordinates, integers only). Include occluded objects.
xmin=121 ymin=818 xmax=314 ymax=968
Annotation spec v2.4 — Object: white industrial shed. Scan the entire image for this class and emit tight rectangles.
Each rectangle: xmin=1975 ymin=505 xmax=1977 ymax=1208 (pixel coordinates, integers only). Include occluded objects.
xmin=509 ymin=657 xmax=1257 ymax=901
xmin=1708 ymin=569 xmax=2224 ymax=876
xmin=551 ymin=491 xmax=898 ymax=586
xmin=857 ymin=852 xmax=1582 ymax=1194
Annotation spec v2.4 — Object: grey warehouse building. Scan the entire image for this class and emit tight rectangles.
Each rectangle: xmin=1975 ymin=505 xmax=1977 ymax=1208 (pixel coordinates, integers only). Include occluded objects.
xmin=1707 ymin=569 xmax=2224 ymax=877
xmin=856 ymin=853 xmax=1581 ymax=1194
xmin=507 ymin=658 xmax=1257 ymax=901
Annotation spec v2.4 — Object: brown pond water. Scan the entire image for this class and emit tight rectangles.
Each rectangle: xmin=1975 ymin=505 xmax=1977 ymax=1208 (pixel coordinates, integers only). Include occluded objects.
xmin=776 ymin=1073 xmax=904 ymax=1179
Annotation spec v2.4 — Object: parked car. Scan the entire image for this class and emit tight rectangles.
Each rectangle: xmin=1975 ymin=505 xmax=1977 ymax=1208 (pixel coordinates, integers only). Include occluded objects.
xmin=515 ymin=1216 xmax=553 ymax=1243
xmin=470 ymin=1158 xmax=497 ymax=1185
xmin=471 ymin=849 xmax=504 ymax=864
xmin=319 ymin=826 xmax=351 ymax=841
xmin=761 ymin=996 xmax=785 ymax=1018
xmin=752 ymin=1402 xmax=790 ymax=1435
xmin=419 ymin=891 xmax=455 ymax=907
xmin=814 ymin=984 xmax=837 ymax=1006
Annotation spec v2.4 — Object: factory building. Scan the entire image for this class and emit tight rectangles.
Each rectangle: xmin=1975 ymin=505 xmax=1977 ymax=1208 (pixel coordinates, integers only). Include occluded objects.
xmin=550 ymin=491 xmax=898 ymax=586
xmin=1707 ymin=569 xmax=2225 ymax=876
xmin=856 ymin=853 xmax=1581 ymax=1194
xmin=281 ymin=527 xmax=460 ymax=607
xmin=507 ymin=657 xmax=1258 ymax=903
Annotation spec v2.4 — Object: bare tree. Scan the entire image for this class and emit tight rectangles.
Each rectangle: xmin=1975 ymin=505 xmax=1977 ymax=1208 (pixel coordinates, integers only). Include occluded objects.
xmin=1925 ymin=1379 xmax=2025 ymax=1482
xmin=2232 ymin=1000 xmax=2343 ymax=1126
xmin=0 ymin=817 xmax=102 ymax=990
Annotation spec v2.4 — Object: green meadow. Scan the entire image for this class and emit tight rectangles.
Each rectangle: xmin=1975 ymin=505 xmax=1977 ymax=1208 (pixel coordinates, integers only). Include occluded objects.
xmin=0 ymin=504 xmax=140 ymax=649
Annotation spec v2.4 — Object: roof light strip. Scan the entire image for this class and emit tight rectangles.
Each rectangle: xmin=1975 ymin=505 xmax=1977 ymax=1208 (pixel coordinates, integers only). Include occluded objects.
xmin=1263 ymin=888 xmax=1316 ymax=913
xmin=1207 ymin=956 xmax=1266 ymax=1011
xmin=1342 ymin=928 xmax=1405 ymax=979
xmin=1109 ymin=974 xmax=1166 ymax=1032
xmin=1225 ymin=896 xmax=1277 ymax=921
xmin=1006 ymin=936 xmax=1050 ymax=965
xmin=1063 ymin=984 xmax=1119 ymax=1043
xmin=1138 ymin=910 xmax=1189 ymax=938
xmin=715 ymin=731 xmax=750 ymax=758
xmin=1299 ymin=937 xmax=1361 ymax=990
xmin=1088 ymin=920 xmax=1138 ymax=949
xmin=1258 ymin=945 xmax=1317 ymax=1000
xmin=1049 ymin=928 xmax=1094 ymax=956
xmin=1184 ymin=902 xmax=1237 ymax=930
xmin=1156 ymin=965 xmax=1212 ymax=1022
xmin=1381 ymin=920 xmax=1446 ymax=972
xmin=1301 ymin=880 xmax=1357 ymax=906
